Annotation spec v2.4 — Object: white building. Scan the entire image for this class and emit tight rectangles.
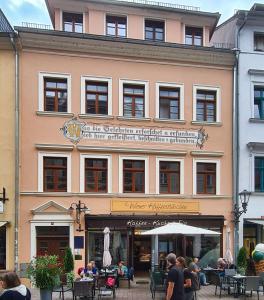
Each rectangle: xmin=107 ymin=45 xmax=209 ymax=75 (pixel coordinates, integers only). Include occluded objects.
xmin=212 ymin=4 xmax=264 ymax=255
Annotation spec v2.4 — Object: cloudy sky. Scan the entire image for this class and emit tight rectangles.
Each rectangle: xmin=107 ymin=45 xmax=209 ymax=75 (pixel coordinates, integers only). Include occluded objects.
xmin=1 ymin=0 xmax=264 ymax=27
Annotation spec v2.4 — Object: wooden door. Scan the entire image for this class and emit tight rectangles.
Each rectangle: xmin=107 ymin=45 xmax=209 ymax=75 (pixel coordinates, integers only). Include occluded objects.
xmin=37 ymin=237 xmax=69 ymax=261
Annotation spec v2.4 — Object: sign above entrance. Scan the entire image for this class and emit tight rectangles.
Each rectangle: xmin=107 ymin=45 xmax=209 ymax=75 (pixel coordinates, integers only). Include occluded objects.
xmin=111 ymin=199 xmax=200 ymax=214
xmin=61 ymin=117 xmax=208 ymax=148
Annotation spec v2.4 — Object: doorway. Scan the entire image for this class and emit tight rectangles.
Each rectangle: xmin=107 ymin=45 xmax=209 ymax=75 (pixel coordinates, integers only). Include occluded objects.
xmin=133 ymin=235 xmax=151 ymax=273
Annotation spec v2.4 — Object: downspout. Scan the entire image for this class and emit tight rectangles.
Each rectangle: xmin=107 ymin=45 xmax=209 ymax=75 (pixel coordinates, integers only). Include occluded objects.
xmin=234 ymin=12 xmax=248 ymax=261
xmin=10 ymin=34 xmax=19 ymax=272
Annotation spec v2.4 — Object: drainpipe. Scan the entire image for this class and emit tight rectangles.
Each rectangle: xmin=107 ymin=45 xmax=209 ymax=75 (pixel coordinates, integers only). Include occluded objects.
xmin=10 ymin=34 xmax=19 ymax=272
xmin=234 ymin=12 xmax=248 ymax=262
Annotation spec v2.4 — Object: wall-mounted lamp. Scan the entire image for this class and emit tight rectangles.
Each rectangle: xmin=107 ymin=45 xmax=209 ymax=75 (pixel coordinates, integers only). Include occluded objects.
xmin=233 ymin=189 xmax=251 ymax=224
xmin=69 ymin=200 xmax=90 ymax=232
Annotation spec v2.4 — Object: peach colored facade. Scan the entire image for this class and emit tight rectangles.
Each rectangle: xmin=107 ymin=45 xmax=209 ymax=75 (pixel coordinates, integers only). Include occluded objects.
xmin=18 ymin=0 xmax=235 ymax=272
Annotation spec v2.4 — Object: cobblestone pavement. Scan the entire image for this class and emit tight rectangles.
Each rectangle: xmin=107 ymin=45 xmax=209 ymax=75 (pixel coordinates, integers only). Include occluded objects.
xmin=31 ymin=279 xmax=263 ymax=300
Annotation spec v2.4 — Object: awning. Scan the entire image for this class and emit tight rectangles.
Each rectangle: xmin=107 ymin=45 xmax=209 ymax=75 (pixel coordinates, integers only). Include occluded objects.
xmin=0 ymin=221 xmax=8 ymax=228
xmin=248 ymin=220 xmax=264 ymax=226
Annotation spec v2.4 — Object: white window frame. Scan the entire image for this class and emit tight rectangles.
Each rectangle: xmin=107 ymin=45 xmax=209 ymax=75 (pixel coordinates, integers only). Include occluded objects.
xmin=38 ymin=72 xmax=71 ymax=113
xmin=156 ymin=157 xmax=184 ymax=194
xmin=144 ymin=18 xmax=166 ymax=42
xmin=119 ymin=155 xmax=149 ymax=194
xmin=251 ymin=80 xmax=264 ymax=119
xmin=192 ymin=85 xmax=221 ymax=122
xmin=193 ymin=159 xmax=220 ymax=195
xmin=252 ymin=153 xmax=264 ymax=192
xmin=104 ymin=13 xmax=128 ymax=37
xmin=156 ymin=82 xmax=184 ymax=120
xmin=80 ymin=154 xmax=112 ymax=193
xmin=119 ymin=79 xmax=149 ymax=118
xmin=81 ymin=76 xmax=112 ymax=115
xmin=38 ymin=152 xmax=71 ymax=193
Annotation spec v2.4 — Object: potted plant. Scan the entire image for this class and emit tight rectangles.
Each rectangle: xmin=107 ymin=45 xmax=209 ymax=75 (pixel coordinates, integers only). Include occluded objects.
xmin=237 ymin=246 xmax=247 ymax=275
xmin=63 ymin=247 xmax=75 ymax=285
xmin=27 ymin=255 xmax=61 ymax=300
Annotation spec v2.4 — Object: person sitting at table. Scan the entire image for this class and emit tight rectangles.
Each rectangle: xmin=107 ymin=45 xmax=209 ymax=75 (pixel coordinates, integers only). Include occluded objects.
xmin=190 ymin=258 xmax=209 ymax=286
xmin=90 ymin=260 xmax=98 ymax=275
xmin=217 ymin=258 xmax=227 ymax=276
xmin=80 ymin=262 xmax=94 ymax=278
xmin=116 ymin=261 xmax=128 ymax=288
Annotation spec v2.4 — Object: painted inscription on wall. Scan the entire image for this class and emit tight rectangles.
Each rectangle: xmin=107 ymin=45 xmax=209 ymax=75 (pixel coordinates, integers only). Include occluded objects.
xmin=61 ymin=117 xmax=208 ymax=148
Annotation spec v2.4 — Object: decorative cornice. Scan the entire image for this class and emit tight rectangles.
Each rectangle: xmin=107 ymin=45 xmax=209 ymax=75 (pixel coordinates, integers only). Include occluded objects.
xmin=78 ymin=114 xmax=115 ymax=120
xmin=247 ymin=142 xmax=264 ymax=152
xmin=16 ymin=28 xmax=235 ymax=68
xmin=35 ymin=144 xmax=74 ymax=151
xmin=191 ymin=121 xmax=223 ymax=127
xmin=77 ymin=145 xmax=187 ymax=156
xmin=248 ymin=69 xmax=264 ymax=76
xmin=116 ymin=116 xmax=152 ymax=122
xmin=36 ymin=111 xmax=74 ymax=118
xmin=249 ymin=118 xmax=264 ymax=124
xmin=153 ymin=118 xmax=186 ymax=124
xmin=190 ymin=151 xmax=224 ymax=157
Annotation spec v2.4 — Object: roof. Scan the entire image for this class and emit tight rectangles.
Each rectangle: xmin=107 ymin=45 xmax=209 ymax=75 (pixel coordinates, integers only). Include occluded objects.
xmin=0 ymin=9 xmax=13 ymax=33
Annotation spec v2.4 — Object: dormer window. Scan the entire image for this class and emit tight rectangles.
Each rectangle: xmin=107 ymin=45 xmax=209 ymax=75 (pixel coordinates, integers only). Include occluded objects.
xmin=254 ymin=33 xmax=264 ymax=52
xmin=145 ymin=20 xmax=165 ymax=41
xmin=63 ymin=12 xmax=83 ymax=33
xmin=106 ymin=15 xmax=127 ymax=37
xmin=185 ymin=26 xmax=203 ymax=46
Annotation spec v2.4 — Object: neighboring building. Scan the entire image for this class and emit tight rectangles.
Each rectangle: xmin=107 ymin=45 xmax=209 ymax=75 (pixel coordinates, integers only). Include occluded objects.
xmin=0 ymin=9 xmax=16 ymax=271
xmin=17 ymin=0 xmax=234 ymax=273
xmin=212 ymin=4 xmax=264 ymax=255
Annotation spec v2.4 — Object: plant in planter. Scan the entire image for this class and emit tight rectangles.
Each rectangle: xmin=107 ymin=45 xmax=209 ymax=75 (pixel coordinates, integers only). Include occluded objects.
xmin=63 ymin=247 xmax=75 ymax=285
xmin=237 ymin=246 xmax=247 ymax=275
xmin=27 ymin=255 xmax=62 ymax=300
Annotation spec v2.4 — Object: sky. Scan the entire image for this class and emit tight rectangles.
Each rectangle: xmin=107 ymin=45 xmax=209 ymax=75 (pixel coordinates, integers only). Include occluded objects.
xmin=1 ymin=0 xmax=264 ymax=28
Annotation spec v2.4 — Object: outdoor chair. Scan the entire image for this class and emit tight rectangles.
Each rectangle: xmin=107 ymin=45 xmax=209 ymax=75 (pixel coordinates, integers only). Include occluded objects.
xmin=192 ymin=272 xmax=200 ymax=300
xmin=97 ymin=276 xmax=116 ymax=299
xmin=210 ymin=272 xmax=231 ymax=298
xmin=243 ymin=276 xmax=260 ymax=300
xmin=259 ymin=272 xmax=264 ymax=295
xmin=118 ymin=267 xmax=134 ymax=288
xmin=52 ymin=274 xmax=73 ymax=300
xmin=73 ymin=280 xmax=95 ymax=299
xmin=150 ymin=271 xmax=166 ymax=299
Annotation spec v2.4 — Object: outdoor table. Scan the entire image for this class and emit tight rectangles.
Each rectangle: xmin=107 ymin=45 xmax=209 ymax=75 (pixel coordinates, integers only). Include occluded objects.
xmin=232 ymin=275 xmax=246 ymax=298
xmin=202 ymin=268 xmax=219 ymax=284
xmin=73 ymin=278 xmax=96 ymax=299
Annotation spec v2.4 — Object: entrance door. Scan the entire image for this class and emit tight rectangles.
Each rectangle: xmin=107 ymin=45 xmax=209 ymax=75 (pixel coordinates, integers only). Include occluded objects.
xmin=133 ymin=235 xmax=151 ymax=273
xmin=36 ymin=226 xmax=69 ymax=262
xmin=0 ymin=226 xmax=6 ymax=269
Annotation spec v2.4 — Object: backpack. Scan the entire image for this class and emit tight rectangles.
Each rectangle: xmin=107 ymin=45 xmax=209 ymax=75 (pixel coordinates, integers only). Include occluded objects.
xmin=106 ymin=277 xmax=115 ymax=287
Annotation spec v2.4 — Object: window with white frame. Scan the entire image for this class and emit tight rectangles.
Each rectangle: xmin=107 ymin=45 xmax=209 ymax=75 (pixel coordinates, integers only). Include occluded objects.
xmin=193 ymin=159 xmax=220 ymax=195
xmin=81 ymin=76 xmax=112 ymax=115
xmin=255 ymin=156 xmax=264 ymax=192
xmin=80 ymin=154 xmax=112 ymax=193
xmin=156 ymin=83 xmax=184 ymax=120
xmin=193 ymin=86 xmax=220 ymax=122
xmin=38 ymin=73 xmax=71 ymax=113
xmin=119 ymin=79 xmax=149 ymax=118
xmin=156 ymin=158 xmax=184 ymax=194
xmin=119 ymin=156 xmax=149 ymax=194
xmin=38 ymin=153 xmax=71 ymax=193
xmin=254 ymin=86 xmax=264 ymax=119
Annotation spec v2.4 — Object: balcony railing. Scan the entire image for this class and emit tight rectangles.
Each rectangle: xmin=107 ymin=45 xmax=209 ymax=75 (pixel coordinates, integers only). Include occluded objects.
xmin=116 ymin=0 xmax=200 ymax=11
xmin=212 ymin=42 xmax=235 ymax=49
xmin=21 ymin=22 xmax=52 ymax=30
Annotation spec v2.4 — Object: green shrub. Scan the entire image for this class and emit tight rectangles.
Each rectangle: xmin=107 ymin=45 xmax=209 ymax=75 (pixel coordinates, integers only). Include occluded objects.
xmin=63 ymin=247 xmax=74 ymax=273
xmin=237 ymin=247 xmax=247 ymax=274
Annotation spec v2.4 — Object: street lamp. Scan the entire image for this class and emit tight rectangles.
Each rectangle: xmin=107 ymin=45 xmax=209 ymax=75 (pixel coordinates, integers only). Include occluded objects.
xmin=69 ymin=200 xmax=90 ymax=232
xmin=233 ymin=189 xmax=251 ymax=224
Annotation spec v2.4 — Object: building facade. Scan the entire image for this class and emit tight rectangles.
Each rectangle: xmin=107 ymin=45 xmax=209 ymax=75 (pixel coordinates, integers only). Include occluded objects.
xmin=212 ymin=4 xmax=264 ymax=255
xmin=0 ymin=10 xmax=16 ymax=271
xmin=18 ymin=0 xmax=234 ymax=273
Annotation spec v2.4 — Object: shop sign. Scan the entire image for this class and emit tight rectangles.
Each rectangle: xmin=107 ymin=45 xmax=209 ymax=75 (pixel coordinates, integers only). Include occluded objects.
xmin=127 ymin=219 xmax=187 ymax=228
xmin=61 ymin=117 xmax=208 ymax=148
xmin=111 ymin=199 xmax=200 ymax=214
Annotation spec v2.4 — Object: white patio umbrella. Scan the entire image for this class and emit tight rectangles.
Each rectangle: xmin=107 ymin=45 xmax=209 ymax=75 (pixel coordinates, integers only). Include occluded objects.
xmin=103 ymin=227 xmax=112 ymax=267
xmin=224 ymin=227 xmax=233 ymax=265
xmin=141 ymin=222 xmax=221 ymax=236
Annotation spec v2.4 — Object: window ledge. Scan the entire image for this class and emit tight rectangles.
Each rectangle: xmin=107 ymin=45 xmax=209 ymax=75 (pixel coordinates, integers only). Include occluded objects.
xmin=117 ymin=116 xmax=151 ymax=122
xmin=153 ymin=118 xmax=186 ymax=124
xmin=249 ymin=118 xmax=264 ymax=124
xmin=192 ymin=195 xmax=230 ymax=199
xmin=191 ymin=121 xmax=222 ymax=127
xmin=251 ymin=192 xmax=264 ymax=196
xmin=21 ymin=192 xmax=73 ymax=197
xmin=36 ymin=111 xmax=74 ymax=118
xmin=78 ymin=114 xmax=114 ymax=120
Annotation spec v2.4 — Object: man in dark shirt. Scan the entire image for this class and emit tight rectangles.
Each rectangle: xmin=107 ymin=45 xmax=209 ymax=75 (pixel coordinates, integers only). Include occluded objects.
xmin=166 ymin=253 xmax=184 ymax=300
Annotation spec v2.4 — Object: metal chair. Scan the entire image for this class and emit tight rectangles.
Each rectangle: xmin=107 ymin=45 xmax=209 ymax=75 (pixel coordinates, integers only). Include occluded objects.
xmin=243 ymin=276 xmax=260 ymax=300
xmin=259 ymin=272 xmax=264 ymax=295
xmin=97 ymin=276 xmax=116 ymax=299
xmin=210 ymin=272 xmax=231 ymax=298
xmin=73 ymin=280 xmax=95 ymax=299
xmin=52 ymin=274 xmax=73 ymax=300
xmin=150 ymin=271 xmax=166 ymax=299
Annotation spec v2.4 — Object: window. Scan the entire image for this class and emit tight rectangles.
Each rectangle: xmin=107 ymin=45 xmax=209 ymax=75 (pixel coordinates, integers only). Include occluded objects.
xmin=123 ymin=84 xmax=145 ymax=117
xmin=63 ymin=12 xmax=83 ymax=33
xmin=255 ymin=157 xmax=264 ymax=192
xmin=123 ymin=160 xmax=145 ymax=193
xmin=43 ymin=157 xmax=67 ymax=192
xmin=196 ymin=162 xmax=216 ymax=194
xmin=254 ymin=86 xmax=264 ymax=119
xmin=185 ymin=26 xmax=203 ymax=46
xmin=159 ymin=161 xmax=180 ymax=194
xmin=44 ymin=78 xmax=67 ymax=112
xmin=145 ymin=20 xmax=165 ymax=41
xmin=85 ymin=81 xmax=108 ymax=115
xmin=106 ymin=15 xmax=127 ymax=37
xmin=254 ymin=33 xmax=264 ymax=51
xmin=0 ymin=226 xmax=6 ymax=270
xmin=196 ymin=90 xmax=216 ymax=122
xmin=85 ymin=158 xmax=107 ymax=192
xmin=159 ymin=87 xmax=180 ymax=119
